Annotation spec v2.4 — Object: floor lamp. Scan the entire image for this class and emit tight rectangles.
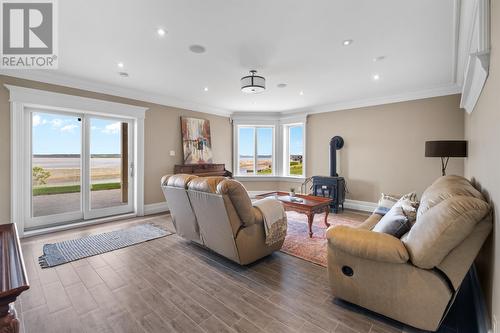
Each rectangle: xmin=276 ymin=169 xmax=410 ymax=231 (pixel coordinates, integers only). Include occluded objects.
xmin=425 ymin=140 xmax=468 ymax=176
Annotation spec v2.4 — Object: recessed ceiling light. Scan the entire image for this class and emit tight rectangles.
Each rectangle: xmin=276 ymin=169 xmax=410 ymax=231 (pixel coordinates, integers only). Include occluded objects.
xmin=204 ymin=87 xmax=208 ymax=92
xmin=342 ymin=39 xmax=353 ymax=46
xmin=373 ymin=56 xmax=386 ymax=62
xmin=277 ymin=83 xmax=287 ymax=88
xmin=118 ymin=72 xmax=129 ymax=78
xmin=117 ymin=62 xmax=124 ymax=68
xmin=373 ymin=74 xmax=380 ymax=81
xmin=157 ymin=28 xmax=166 ymax=36
xmin=299 ymin=91 xmax=304 ymax=96
xmin=189 ymin=45 xmax=206 ymax=54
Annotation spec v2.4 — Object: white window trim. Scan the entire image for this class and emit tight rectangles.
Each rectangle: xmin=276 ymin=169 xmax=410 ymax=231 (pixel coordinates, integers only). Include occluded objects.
xmin=232 ymin=113 xmax=307 ymax=181
xmin=5 ymin=85 xmax=149 ymax=237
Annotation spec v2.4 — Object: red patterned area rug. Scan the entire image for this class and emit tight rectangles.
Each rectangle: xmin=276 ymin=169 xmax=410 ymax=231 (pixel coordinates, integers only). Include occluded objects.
xmin=280 ymin=210 xmax=368 ymax=267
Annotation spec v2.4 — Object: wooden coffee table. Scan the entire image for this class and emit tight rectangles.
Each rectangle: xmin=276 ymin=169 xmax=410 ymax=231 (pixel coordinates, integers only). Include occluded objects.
xmin=255 ymin=192 xmax=333 ymax=238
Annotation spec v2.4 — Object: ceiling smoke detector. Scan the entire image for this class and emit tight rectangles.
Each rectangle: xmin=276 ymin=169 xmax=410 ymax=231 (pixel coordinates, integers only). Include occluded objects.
xmin=241 ymin=70 xmax=266 ymax=94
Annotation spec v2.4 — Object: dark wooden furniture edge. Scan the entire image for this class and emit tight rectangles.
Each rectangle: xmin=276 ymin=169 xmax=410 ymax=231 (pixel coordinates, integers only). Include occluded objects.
xmin=0 ymin=223 xmax=29 ymax=333
xmin=174 ymin=163 xmax=233 ymax=178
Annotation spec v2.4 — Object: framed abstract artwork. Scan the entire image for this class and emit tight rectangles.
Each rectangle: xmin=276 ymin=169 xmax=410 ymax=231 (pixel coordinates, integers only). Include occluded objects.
xmin=180 ymin=117 xmax=213 ymax=164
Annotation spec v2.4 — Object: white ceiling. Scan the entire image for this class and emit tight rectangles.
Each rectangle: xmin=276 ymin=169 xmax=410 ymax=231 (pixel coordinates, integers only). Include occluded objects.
xmin=2 ymin=0 xmax=463 ymax=115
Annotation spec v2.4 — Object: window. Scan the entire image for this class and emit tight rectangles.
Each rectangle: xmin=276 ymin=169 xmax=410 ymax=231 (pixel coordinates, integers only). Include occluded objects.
xmin=233 ymin=116 xmax=305 ymax=179
xmin=237 ymin=126 xmax=274 ymax=176
xmin=285 ymin=124 xmax=304 ymax=177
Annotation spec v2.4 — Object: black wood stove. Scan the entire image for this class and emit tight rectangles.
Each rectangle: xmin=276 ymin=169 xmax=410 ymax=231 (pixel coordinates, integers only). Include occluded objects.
xmin=311 ymin=136 xmax=346 ymax=213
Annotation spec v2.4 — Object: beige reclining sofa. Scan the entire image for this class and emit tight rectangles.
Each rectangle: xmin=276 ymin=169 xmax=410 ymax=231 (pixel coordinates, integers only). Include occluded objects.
xmin=326 ymin=175 xmax=492 ymax=331
xmin=161 ymin=174 xmax=284 ymax=265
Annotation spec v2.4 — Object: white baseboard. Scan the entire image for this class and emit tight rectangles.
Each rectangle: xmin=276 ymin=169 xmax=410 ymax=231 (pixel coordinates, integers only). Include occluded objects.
xmin=144 ymin=202 xmax=169 ymax=215
xmin=344 ymin=199 xmax=377 ymax=213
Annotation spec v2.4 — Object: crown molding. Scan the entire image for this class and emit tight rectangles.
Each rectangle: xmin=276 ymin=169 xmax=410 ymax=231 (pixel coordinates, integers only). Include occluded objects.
xmin=1 ymin=71 xmax=462 ymax=119
xmin=4 ymin=84 xmax=149 ymax=118
xmin=282 ymin=83 xmax=462 ymax=116
xmin=0 ymin=70 xmax=232 ymax=117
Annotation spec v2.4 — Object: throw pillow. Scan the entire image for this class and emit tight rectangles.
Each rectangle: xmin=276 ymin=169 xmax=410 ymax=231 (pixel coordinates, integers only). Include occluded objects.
xmin=373 ymin=204 xmax=412 ymax=238
xmin=374 ymin=192 xmax=418 ymax=216
xmin=398 ymin=197 xmax=419 ymax=224
xmin=374 ymin=193 xmax=399 ymax=216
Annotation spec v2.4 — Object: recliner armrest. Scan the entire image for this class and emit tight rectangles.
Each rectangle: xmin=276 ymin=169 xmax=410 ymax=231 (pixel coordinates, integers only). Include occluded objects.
xmin=326 ymin=225 xmax=409 ymax=264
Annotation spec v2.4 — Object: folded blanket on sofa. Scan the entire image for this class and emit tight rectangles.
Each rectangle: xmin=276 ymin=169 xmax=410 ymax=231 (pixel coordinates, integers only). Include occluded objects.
xmin=253 ymin=198 xmax=287 ymax=246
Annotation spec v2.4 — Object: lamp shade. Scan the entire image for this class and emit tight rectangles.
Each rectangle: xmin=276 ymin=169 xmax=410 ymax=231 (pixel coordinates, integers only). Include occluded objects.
xmin=241 ymin=70 xmax=266 ymax=94
xmin=425 ymin=140 xmax=467 ymax=157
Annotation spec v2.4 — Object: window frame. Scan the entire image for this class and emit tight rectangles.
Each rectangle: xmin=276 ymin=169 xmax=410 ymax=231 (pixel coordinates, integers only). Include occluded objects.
xmin=283 ymin=123 xmax=306 ymax=178
xmin=236 ymin=125 xmax=276 ymax=177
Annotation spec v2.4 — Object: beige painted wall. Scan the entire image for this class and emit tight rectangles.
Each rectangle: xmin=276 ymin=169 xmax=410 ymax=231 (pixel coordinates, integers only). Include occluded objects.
xmin=241 ymin=94 xmax=465 ymax=202
xmin=308 ymin=95 xmax=464 ymax=202
xmin=464 ymin=0 xmax=500 ymax=325
xmin=0 ymin=75 xmax=232 ymax=224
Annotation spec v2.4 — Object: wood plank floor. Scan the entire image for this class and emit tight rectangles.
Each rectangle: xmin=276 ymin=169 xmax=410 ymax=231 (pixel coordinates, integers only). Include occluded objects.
xmin=17 ymin=214 xmax=458 ymax=333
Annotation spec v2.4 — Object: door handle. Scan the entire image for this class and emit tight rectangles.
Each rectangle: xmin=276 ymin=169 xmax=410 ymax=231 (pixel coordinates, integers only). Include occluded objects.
xmin=130 ymin=162 xmax=134 ymax=178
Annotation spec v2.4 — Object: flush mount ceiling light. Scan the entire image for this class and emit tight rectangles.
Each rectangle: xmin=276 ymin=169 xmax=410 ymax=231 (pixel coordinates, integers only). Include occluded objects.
xmin=373 ymin=74 xmax=380 ymax=80
xmin=117 ymin=62 xmax=124 ymax=68
xmin=157 ymin=28 xmax=166 ymax=36
xmin=373 ymin=55 xmax=386 ymax=62
xmin=241 ymin=70 xmax=266 ymax=94
xmin=299 ymin=90 xmax=304 ymax=95
xmin=204 ymin=87 xmax=208 ymax=92
xmin=343 ymin=39 xmax=353 ymax=46
xmin=189 ymin=44 xmax=206 ymax=54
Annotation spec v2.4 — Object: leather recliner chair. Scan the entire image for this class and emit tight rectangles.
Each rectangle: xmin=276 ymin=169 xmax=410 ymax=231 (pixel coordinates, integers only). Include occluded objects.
xmin=161 ymin=174 xmax=284 ymax=265
xmin=326 ymin=175 xmax=492 ymax=331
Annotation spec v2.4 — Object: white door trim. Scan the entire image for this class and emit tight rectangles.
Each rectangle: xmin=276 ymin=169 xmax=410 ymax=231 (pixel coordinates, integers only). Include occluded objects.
xmin=6 ymin=84 xmax=149 ymax=237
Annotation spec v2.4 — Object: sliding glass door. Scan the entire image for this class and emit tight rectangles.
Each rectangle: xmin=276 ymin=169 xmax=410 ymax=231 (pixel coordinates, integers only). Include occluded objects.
xmin=26 ymin=109 xmax=134 ymax=230
xmin=85 ymin=117 xmax=134 ymax=220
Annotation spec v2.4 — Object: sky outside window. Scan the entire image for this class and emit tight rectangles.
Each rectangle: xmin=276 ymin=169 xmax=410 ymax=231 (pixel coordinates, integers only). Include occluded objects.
xmin=289 ymin=125 xmax=303 ymax=155
xmin=32 ymin=113 xmax=121 ymax=155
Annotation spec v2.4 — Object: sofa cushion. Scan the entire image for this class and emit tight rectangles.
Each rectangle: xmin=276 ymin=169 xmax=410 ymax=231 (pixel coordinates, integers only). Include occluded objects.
xmin=188 ymin=176 xmax=226 ymax=193
xmin=373 ymin=205 xmax=412 ymax=238
xmin=217 ymin=179 xmax=256 ymax=226
xmin=188 ymin=177 xmax=256 ymax=226
xmin=403 ymin=175 xmax=490 ymax=269
xmin=162 ymin=174 xmax=199 ymax=188
xmin=417 ymin=175 xmax=484 ymax=218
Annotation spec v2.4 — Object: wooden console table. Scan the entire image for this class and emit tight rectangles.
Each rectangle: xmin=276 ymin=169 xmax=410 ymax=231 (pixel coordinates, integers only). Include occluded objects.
xmin=0 ymin=224 xmax=29 ymax=333
xmin=256 ymin=192 xmax=332 ymax=238
xmin=174 ymin=163 xmax=232 ymax=177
